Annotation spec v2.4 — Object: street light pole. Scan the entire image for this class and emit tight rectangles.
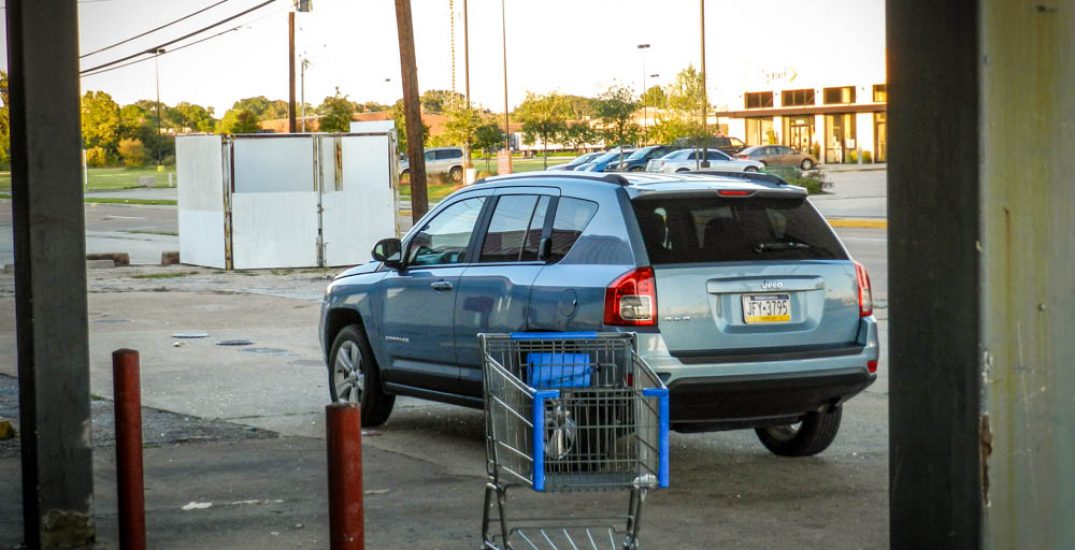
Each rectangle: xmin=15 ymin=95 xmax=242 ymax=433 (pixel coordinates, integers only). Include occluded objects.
xmin=153 ymin=48 xmax=164 ymax=169
xmin=637 ymin=43 xmax=650 ymax=145
xmin=699 ymin=0 xmax=709 ymax=168
xmin=500 ymin=0 xmax=511 ymax=172
xmin=300 ymin=57 xmax=309 ymax=132
xmin=463 ymin=0 xmax=472 ymax=170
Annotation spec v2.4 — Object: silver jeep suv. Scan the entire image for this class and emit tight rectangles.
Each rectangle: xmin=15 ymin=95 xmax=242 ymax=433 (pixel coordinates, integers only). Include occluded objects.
xmin=400 ymin=146 xmax=466 ymax=183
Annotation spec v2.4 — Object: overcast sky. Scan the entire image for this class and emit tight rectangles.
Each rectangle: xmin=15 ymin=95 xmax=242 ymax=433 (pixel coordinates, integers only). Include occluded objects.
xmin=2 ymin=0 xmax=885 ymax=115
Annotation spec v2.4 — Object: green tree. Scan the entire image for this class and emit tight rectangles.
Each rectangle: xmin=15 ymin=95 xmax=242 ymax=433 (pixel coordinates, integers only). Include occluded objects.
xmin=443 ymin=104 xmax=483 ymax=162
xmin=593 ymin=84 xmax=640 ymax=150
xmin=118 ymin=138 xmax=145 ymax=167
xmin=0 ymin=71 xmax=10 ymax=166
xmin=514 ymin=92 xmax=569 ymax=169
xmin=171 ymin=102 xmax=216 ymax=132
xmin=473 ymin=123 xmax=505 ymax=172
xmin=218 ymin=108 xmax=261 ymax=134
xmin=390 ymin=99 xmax=429 ymax=151
xmin=81 ymin=91 xmax=121 ymax=161
xmin=653 ymin=65 xmax=709 ymax=145
xmin=641 ymin=85 xmax=667 ymax=108
xmin=317 ymin=90 xmax=356 ymax=132
xmin=229 ymin=96 xmax=289 ymax=121
xmin=562 ymin=122 xmax=595 ymax=152
xmin=420 ymin=89 xmax=465 ymax=113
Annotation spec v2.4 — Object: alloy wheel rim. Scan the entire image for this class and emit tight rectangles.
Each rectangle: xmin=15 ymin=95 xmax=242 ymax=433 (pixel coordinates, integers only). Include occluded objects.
xmin=333 ymin=341 xmax=365 ymax=403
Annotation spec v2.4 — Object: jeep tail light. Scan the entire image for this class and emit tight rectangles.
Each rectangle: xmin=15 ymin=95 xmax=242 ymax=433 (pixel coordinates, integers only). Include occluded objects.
xmin=854 ymin=261 xmax=873 ymax=317
xmin=604 ymin=267 xmax=657 ymax=327
xmin=867 ymin=360 xmax=878 ymax=374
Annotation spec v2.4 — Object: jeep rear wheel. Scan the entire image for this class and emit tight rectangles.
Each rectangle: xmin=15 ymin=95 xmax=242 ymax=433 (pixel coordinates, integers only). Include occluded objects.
xmin=449 ymin=166 xmax=463 ymax=183
xmin=329 ymin=325 xmax=395 ymax=427
xmin=755 ymin=406 xmax=842 ymax=457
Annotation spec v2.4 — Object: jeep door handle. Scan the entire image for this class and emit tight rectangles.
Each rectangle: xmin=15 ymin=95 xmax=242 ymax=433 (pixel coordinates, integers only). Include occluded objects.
xmin=430 ymin=281 xmax=454 ymax=291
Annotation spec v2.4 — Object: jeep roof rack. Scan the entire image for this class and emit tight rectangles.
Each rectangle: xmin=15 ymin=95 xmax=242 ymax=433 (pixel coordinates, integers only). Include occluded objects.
xmin=475 ymin=171 xmax=630 ymax=186
xmin=685 ymin=170 xmax=789 ymax=186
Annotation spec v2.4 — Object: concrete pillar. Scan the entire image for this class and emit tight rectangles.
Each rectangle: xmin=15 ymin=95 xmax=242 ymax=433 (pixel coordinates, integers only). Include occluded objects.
xmin=887 ymin=0 xmax=982 ymax=546
xmin=980 ymin=1 xmax=1075 ymax=547
xmin=6 ymin=0 xmax=95 ymax=546
xmin=890 ymin=0 xmax=1075 ymax=547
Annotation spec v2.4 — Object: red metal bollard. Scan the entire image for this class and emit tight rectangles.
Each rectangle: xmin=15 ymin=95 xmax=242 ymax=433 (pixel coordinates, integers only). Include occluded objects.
xmin=112 ymin=349 xmax=146 ymax=550
xmin=326 ymin=403 xmax=364 ymax=550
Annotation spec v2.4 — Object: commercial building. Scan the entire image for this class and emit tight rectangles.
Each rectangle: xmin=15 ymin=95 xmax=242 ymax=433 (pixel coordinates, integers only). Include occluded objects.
xmin=722 ymin=82 xmax=887 ymax=164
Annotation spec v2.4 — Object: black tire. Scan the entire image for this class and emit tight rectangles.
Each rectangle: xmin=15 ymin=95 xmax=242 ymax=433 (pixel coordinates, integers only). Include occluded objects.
xmin=675 ymin=168 xmax=690 ymax=173
xmin=328 ymin=325 xmax=395 ymax=427
xmin=801 ymin=158 xmax=815 ymax=171
xmin=399 ymin=169 xmax=410 ymax=184
xmin=448 ymin=166 xmax=463 ymax=183
xmin=744 ymin=166 xmax=760 ymax=173
xmin=755 ymin=406 xmax=842 ymax=457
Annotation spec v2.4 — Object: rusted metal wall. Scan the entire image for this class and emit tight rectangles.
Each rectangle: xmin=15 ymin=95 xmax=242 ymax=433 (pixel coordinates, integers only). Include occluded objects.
xmin=980 ymin=1 xmax=1075 ymax=547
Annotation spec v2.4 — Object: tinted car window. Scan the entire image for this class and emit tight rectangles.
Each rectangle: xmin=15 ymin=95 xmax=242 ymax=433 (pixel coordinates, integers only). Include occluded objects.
xmin=436 ymin=149 xmax=463 ymax=160
xmin=706 ymin=150 xmax=731 ymax=161
xmin=424 ymin=151 xmax=435 ymax=161
xmin=547 ymin=198 xmax=599 ymax=262
xmin=632 ymin=196 xmax=847 ymax=264
xmin=408 ymin=197 xmax=486 ymax=266
xmin=480 ymin=195 xmax=548 ymax=263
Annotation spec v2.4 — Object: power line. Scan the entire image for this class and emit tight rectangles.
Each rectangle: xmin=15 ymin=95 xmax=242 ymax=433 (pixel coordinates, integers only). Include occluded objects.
xmin=81 ymin=0 xmax=234 ymax=59
xmin=79 ymin=5 xmax=287 ymax=78
xmin=79 ymin=4 xmax=288 ymax=78
xmin=79 ymin=0 xmax=279 ymax=75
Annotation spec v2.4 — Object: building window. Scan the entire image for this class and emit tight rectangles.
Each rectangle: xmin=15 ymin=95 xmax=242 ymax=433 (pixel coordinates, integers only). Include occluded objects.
xmin=744 ymin=92 xmax=774 ymax=109
xmin=873 ymin=84 xmax=887 ymax=103
xmin=823 ymin=86 xmax=856 ymax=104
xmin=781 ymin=89 xmax=815 ymax=107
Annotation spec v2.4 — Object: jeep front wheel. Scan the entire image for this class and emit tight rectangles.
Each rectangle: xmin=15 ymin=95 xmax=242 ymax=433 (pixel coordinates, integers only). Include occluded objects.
xmin=329 ymin=325 xmax=395 ymax=427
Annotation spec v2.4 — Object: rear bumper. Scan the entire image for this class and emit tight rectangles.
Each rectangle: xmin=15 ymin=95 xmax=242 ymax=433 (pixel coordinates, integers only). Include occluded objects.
xmin=637 ymin=316 xmax=880 ymax=427
xmin=668 ymin=367 xmax=875 ymax=427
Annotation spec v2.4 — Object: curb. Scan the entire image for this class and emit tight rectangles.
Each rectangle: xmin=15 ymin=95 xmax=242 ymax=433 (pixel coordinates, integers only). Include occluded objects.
xmin=827 ymin=218 xmax=888 ymax=229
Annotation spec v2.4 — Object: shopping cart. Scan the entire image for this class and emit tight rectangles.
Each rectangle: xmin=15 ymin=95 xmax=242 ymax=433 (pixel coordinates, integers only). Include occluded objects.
xmin=480 ymin=332 xmax=670 ymax=550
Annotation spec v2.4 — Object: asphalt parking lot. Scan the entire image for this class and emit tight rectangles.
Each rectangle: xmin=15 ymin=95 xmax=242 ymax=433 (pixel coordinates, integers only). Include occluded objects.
xmin=0 ymin=169 xmax=890 ymax=548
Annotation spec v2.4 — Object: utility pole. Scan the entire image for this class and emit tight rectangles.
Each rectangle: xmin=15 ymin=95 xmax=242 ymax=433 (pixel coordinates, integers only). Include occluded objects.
xmin=699 ymin=0 xmax=709 ymax=168
xmin=154 ymin=48 xmax=165 ymax=169
xmin=288 ymin=11 xmax=297 ymax=133
xmin=500 ymin=0 xmax=511 ymax=171
xmin=394 ymin=0 xmax=428 ymax=221
xmin=300 ymin=57 xmax=309 ymax=132
xmin=462 ymin=0 xmax=472 ymax=170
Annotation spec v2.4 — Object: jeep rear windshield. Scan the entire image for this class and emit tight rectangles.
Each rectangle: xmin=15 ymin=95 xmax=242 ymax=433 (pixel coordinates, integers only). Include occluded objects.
xmin=631 ymin=195 xmax=848 ymax=263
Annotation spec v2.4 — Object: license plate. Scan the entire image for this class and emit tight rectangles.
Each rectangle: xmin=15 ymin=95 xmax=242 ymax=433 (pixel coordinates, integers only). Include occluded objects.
xmin=742 ymin=293 xmax=792 ymax=324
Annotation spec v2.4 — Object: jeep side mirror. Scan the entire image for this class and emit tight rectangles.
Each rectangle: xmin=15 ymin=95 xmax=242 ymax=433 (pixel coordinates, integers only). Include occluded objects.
xmin=372 ymin=238 xmax=403 ymax=269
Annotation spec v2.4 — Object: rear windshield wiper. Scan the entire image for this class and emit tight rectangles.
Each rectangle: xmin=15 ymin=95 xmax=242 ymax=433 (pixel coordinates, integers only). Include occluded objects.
xmin=753 ymin=240 xmax=812 ymax=253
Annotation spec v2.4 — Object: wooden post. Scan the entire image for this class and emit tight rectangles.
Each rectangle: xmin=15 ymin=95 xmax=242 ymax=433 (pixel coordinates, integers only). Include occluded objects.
xmin=394 ymin=0 xmax=428 ymax=222
xmin=288 ymin=11 xmax=297 ymax=133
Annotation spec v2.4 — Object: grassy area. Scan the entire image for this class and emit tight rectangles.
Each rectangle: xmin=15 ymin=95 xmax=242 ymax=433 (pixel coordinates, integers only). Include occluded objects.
xmin=85 ymin=197 xmax=176 ymax=206
xmin=0 ymin=165 xmax=177 ymax=193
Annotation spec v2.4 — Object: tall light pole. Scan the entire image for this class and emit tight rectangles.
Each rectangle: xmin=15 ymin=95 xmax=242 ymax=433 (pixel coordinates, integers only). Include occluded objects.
xmin=153 ymin=47 xmax=165 ymax=169
xmin=637 ymin=43 xmax=650 ymax=145
xmin=500 ymin=0 xmax=511 ymax=171
xmin=300 ymin=57 xmax=310 ymax=132
xmin=699 ymin=0 xmax=710 ymax=168
xmin=463 ymin=0 xmax=472 ymax=170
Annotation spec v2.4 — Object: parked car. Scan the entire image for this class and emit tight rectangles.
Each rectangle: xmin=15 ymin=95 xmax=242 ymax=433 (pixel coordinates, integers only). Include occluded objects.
xmin=673 ymin=135 xmax=747 ymax=156
xmin=614 ymin=145 xmax=680 ymax=172
xmin=321 ymin=170 xmax=879 ymax=456
xmin=547 ymin=151 xmax=603 ymax=171
xmin=579 ymin=149 xmax=637 ymax=173
xmin=737 ymin=145 xmax=818 ymax=171
xmin=646 ymin=148 xmax=763 ymax=173
xmin=400 ymin=147 xmax=466 ymax=183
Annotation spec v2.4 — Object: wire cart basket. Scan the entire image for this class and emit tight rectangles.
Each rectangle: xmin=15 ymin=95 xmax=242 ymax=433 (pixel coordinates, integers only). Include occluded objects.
xmin=480 ymin=332 xmax=670 ymax=550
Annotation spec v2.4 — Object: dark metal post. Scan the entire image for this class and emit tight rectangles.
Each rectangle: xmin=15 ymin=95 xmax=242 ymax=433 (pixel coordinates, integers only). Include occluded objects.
xmin=394 ymin=0 xmax=428 ymax=222
xmin=113 ymin=349 xmax=146 ymax=550
xmin=888 ymin=0 xmax=981 ymax=547
xmin=7 ymin=0 xmax=95 ymax=545
xmin=327 ymin=403 xmax=364 ymax=550
xmin=462 ymin=0 xmax=472 ymax=170
xmin=154 ymin=48 xmax=164 ymax=168
xmin=500 ymin=0 xmax=511 ymax=167
xmin=288 ymin=11 xmax=297 ymax=133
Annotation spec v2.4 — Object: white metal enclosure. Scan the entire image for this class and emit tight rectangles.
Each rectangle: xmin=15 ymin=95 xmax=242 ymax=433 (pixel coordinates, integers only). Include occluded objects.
xmin=176 ymin=132 xmax=398 ymax=270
